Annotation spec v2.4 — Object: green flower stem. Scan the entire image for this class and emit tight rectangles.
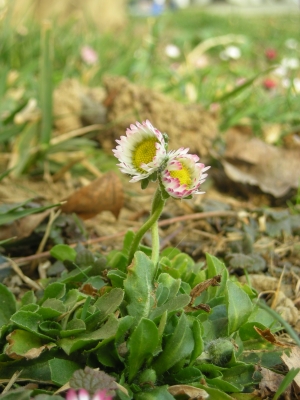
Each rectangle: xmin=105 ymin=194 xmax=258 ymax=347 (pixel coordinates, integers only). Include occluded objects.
xmin=128 ymin=188 xmax=165 ymax=265
xmin=151 ymin=220 xmax=160 ymax=267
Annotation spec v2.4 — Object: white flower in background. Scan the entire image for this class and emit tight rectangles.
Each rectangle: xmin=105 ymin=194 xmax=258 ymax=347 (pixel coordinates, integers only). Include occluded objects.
xmin=293 ymin=78 xmax=300 ymax=93
xmin=274 ymin=65 xmax=288 ymax=77
xmin=274 ymin=57 xmax=300 ymax=77
xmin=285 ymin=38 xmax=298 ymax=50
xmin=66 ymin=389 xmax=112 ymax=400
xmin=282 ymin=78 xmax=291 ymax=88
xmin=160 ymin=149 xmax=210 ymax=199
xmin=165 ymin=44 xmax=181 ymax=59
xmin=113 ymin=120 xmax=167 ymax=182
xmin=281 ymin=57 xmax=299 ymax=70
xmin=282 ymin=78 xmax=300 ymax=93
xmin=219 ymin=45 xmax=241 ymax=61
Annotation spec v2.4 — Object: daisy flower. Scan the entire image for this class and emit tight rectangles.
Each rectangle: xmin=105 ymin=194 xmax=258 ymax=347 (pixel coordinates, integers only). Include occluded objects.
xmin=113 ymin=120 xmax=167 ymax=182
xmin=66 ymin=389 xmax=113 ymax=400
xmin=160 ymin=149 xmax=210 ymax=199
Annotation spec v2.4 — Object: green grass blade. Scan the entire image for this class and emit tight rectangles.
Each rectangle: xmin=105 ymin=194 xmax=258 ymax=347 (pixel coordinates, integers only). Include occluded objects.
xmin=258 ymin=300 xmax=300 ymax=347
xmin=0 ymin=202 xmax=61 ymax=226
xmin=0 ymin=168 xmax=14 ymax=181
xmin=40 ymin=20 xmax=53 ymax=145
xmin=273 ymin=368 xmax=300 ymax=400
xmin=214 ymin=66 xmax=277 ymax=103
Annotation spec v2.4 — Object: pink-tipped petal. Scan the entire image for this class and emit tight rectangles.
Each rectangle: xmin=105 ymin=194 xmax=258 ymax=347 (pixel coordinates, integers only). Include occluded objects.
xmin=161 ymin=150 xmax=210 ymax=199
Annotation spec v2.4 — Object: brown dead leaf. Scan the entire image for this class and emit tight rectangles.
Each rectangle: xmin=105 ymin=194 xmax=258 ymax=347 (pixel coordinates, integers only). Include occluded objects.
xmin=259 ymin=367 xmax=285 ymax=398
xmin=281 ymin=347 xmax=300 ymax=391
xmin=6 ymin=331 xmax=55 ymax=360
xmin=272 ymin=291 xmax=300 ymax=327
xmin=61 ymin=171 xmax=124 ymax=220
xmin=222 ymin=129 xmax=300 ymax=197
xmin=168 ymin=385 xmax=209 ymax=399
xmin=0 ymin=209 xmax=52 ymax=241
xmin=254 ymin=326 xmax=289 ymax=347
xmin=80 ymin=283 xmax=99 ymax=297
xmin=22 ymin=343 xmax=56 ymax=360
xmin=185 ymin=303 xmax=211 ymax=313
xmin=190 ymin=275 xmax=221 ymax=304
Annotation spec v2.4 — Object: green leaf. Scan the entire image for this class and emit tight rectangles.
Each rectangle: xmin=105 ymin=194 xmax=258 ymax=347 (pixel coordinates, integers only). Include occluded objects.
xmin=38 ymin=298 xmax=66 ymax=319
xmin=0 ymin=202 xmax=61 ymax=226
xmin=0 ymin=283 xmax=17 ymax=328
xmin=0 ymin=351 xmax=54 ymax=382
xmin=149 ymin=294 xmax=190 ymax=321
xmin=49 ymin=358 xmax=81 ymax=386
xmin=157 ymin=273 xmax=181 ymax=301
xmin=124 ymin=251 xmax=155 ymax=324
xmin=190 ymin=318 xmax=203 ymax=365
xmin=10 ymin=311 xmax=52 ymax=340
xmin=60 ymin=319 xmax=86 ymax=338
xmin=5 ymin=329 xmax=53 ymax=359
xmin=58 ymin=315 xmax=119 ymax=354
xmin=94 ymin=288 xmax=124 ymax=323
xmin=95 ymin=338 xmax=119 ymax=367
xmin=21 ymin=291 xmax=36 ymax=306
xmin=226 ymin=281 xmax=253 ymax=334
xmin=135 ymin=386 xmax=175 ymax=400
xmin=115 ymin=315 xmax=135 ymax=347
xmin=205 ymin=253 xmax=228 ymax=299
xmin=107 ymin=270 xmax=127 ymax=288
xmin=39 ymin=321 xmax=62 ymax=337
xmin=194 ymin=383 xmax=234 ymax=400
xmin=41 ymin=282 xmax=66 ymax=301
xmin=152 ymin=313 xmax=194 ymax=376
xmin=222 ymin=364 xmax=257 ymax=389
xmin=156 ymin=285 xmax=170 ymax=307
xmin=0 ymin=388 xmax=33 ymax=400
xmin=50 ymin=244 xmax=77 ymax=262
xmin=57 ymin=266 xmax=93 ymax=284
xmin=35 ymin=395 xmax=64 ymax=400
xmin=107 ymin=250 xmax=128 ymax=272
xmin=206 ymin=376 xmax=244 ymax=392
xmin=169 ymin=366 xmax=202 ymax=384
xmin=127 ymin=318 xmax=159 ymax=382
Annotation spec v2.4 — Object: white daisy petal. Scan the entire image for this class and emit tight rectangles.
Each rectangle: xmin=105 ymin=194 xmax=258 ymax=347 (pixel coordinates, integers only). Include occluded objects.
xmin=161 ymin=150 xmax=210 ymax=199
xmin=113 ymin=120 xmax=167 ymax=181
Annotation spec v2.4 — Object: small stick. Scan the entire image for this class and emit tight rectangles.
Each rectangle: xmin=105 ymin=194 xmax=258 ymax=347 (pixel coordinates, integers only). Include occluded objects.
xmin=8 ymin=258 xmax=42 ymax=290
xmin=1 ymin=370 xmax=23 ymax=394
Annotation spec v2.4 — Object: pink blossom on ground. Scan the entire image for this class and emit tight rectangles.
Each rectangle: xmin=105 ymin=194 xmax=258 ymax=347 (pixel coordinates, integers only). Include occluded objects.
xmin=66 ymin=389 xmax=113 ymax=400
xmin=263 ymin=78 xmax=277 ymax=90
xmin=209 ymin=102 xmax=220 ymax=114
xmin=160 ymin=149 xmax=210 ymax=199
xmin=81 ymin=46 xmax=98 ymax=65
xmin=265 ymin=48 xmax=277 ymax=61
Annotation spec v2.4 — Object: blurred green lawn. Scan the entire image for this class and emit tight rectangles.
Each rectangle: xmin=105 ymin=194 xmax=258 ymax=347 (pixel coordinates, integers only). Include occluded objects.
xmin=1 ymin=7 xmax=299 ymax=176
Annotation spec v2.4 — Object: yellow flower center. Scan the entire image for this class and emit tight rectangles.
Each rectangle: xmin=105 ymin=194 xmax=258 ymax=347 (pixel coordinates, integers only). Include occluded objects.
xmin=170 ymin=163 xmax=192 ymax=186
xmin=133 ymin=138 xmax=158 ymax=172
